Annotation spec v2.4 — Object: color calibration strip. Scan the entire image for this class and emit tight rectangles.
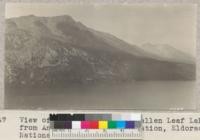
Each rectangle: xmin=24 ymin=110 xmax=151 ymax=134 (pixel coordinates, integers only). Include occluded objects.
xmin=51 ymin=120 xmax=141 ymax=129
xmin=50 ymin=113 xmax=141 ymax=130
xmin=50 ymin=113 xmax=141 ymax=121
xmin=50 ymin=113 xmax=142 ymax=139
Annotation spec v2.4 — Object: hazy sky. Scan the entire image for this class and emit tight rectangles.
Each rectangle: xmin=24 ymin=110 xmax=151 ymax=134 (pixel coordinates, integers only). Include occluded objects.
xmin=6 ymin=3 xmax=197 ymax=56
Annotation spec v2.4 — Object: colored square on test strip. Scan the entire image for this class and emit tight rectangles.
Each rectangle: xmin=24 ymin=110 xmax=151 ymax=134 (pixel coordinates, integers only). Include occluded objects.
xmin=108 ymin=121 xmax=117 ymax=129
xmin=72 ymin=121 xmax=81 ymax=129
xmin=112 ymin=114 xmax=122 ymax=120
xmin=99 ymin=121 xmax=108 ymax=129
xmin=135 ymin=121 xmax=142 ymax=128
xmin=81 ymin=121 xmax=90 ymax=129
xmin=125 ymin=121 xmax=135 ymax=129
xmin=65 ymin=121 xmax=72 ymax=129
xmin=117 ymin=121 xmax=126 ymax=129
xmin=50 ymin=121 xmax=54 ymax=129
xmin=72 ymin=114 xmax=85 ymax=121
xmin=54 ymin=121 xmax=65 ymax=129
xmin=90 ymin=121 xmax=99 ymax=129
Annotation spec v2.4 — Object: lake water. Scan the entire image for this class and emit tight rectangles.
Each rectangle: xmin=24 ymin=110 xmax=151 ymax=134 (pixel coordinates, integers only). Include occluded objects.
xmin=4 ymin=81 xmax=196 ymax=110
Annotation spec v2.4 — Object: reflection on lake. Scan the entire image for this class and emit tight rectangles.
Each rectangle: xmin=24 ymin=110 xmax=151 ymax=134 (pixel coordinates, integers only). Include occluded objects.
xmin=5 ymin=81 xmax=196 ymax=110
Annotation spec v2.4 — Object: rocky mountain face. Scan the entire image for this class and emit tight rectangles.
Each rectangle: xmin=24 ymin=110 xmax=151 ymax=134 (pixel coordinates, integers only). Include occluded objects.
xmin=141 ymin=43 xmax=195 ymax=64
xmin=5 ymin=15 xmax=196 ymax=87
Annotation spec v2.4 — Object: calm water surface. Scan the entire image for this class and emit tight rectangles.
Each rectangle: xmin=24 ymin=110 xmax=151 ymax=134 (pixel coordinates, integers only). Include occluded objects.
xmin=5 ymin=81 xmax=196 ymax=110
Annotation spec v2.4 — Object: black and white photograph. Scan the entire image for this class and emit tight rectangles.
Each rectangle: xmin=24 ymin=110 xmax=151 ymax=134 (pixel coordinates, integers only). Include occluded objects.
xmin=4 ymin=3 xmax=197 ymax=110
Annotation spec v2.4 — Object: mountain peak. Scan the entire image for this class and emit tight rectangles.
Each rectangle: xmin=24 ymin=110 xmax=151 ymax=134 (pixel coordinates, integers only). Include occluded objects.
xmin=20 ymin=14 xmax=37 ymax=19
xmin=49 ymin=15 xmax=75 ymax=22
xmin=53 ymin=14 xmax=73 ymax=19
xmin=8 ymin=14 xmax=75 ymax=22
xmin=27 ymin=14 xmax=36 ymax=17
